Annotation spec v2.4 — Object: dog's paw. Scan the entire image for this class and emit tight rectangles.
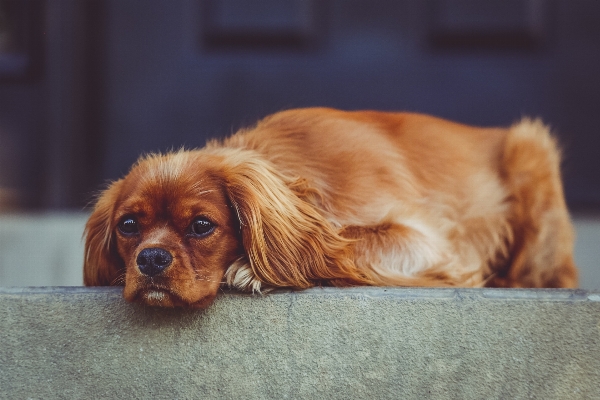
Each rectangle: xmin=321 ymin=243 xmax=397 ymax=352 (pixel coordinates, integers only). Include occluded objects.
xmin=224 ymin=258 xmax=265 ymax=293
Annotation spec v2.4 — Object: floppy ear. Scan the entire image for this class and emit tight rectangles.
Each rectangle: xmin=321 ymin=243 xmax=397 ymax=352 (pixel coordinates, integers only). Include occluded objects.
xmin=83 ymin=180 xmax=126 ymax=286
xmin=222 ymin=153 xmax=374 ymax=288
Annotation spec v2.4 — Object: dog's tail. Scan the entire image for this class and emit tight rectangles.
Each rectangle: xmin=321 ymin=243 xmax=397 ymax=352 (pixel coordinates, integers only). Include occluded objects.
xmin=490 ymin=118 xmax=578 ymax=288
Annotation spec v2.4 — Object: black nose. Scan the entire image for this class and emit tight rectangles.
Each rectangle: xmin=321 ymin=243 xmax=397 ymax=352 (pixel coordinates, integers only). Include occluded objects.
xmin=136 ymin=248 xmax=173 ymax=277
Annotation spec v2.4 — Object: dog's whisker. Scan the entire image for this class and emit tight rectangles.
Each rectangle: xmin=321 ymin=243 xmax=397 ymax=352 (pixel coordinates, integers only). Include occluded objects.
xmin=110 ymin=273 xmax=126 ymax=286
xmin=194 ymin=276 xmax=223 ymax=284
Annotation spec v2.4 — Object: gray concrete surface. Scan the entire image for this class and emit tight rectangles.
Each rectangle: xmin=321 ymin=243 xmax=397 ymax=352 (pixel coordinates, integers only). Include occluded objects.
xmin=0 ymin=213 xmax=87 ymax=286
xmin=1 ymin=212 xmax=600 ymax=289
xmin=1 ymin=286 xmax=599 ymax=399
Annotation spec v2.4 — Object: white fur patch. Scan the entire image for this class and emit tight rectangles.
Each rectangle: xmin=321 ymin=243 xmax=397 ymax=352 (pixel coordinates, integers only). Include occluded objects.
xmin=380 ymin=218 xmax=449 ymax=277
xmin=224 ymin=258 xmax=264 ymax=293
xmin=145 ymin=290 xmax=166 ymax=302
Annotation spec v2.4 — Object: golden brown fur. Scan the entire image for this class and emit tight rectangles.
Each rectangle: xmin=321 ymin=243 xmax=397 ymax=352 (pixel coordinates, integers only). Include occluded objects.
xmin=84 ymin=108 xmax=578 ymax=308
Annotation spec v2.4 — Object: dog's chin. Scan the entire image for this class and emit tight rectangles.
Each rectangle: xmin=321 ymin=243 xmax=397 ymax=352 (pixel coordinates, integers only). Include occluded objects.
xmin=124 ymin=285 xmax=218 ymax=309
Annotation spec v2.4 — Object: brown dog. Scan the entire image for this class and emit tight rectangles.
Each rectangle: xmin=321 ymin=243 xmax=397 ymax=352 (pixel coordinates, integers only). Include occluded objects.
xmin=84 ymin=108 xmax=578 ymax=308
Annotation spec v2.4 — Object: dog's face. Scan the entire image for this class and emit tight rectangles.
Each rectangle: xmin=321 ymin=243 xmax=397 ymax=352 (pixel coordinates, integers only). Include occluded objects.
xmin=84 ymin=152 xmax=243 ymax=308
xmin=115 ymin=175 xmax=242 ymax=308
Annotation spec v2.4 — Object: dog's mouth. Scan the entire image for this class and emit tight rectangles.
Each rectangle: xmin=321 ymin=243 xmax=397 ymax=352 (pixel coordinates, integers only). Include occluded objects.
xmin=130 ymin=284 xmax=181 ymax=307
xmin=141 ymin=288 xmax=172 ymax=306
xmin=126 ymin=281 xmax=218 ymax=308
xmin=122 ymin=275 xmax=183 ymax=307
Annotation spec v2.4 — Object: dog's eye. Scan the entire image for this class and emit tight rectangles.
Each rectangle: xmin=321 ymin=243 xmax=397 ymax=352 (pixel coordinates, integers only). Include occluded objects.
xmin=190 ymin=217 xmax=215 ymax=237
xmin=118 ymin=217 xmax=139 ymax=235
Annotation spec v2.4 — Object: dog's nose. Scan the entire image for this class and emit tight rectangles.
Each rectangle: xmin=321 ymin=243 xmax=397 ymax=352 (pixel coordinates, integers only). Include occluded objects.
xmin=136 ymin=248 xmax=173 ymax=277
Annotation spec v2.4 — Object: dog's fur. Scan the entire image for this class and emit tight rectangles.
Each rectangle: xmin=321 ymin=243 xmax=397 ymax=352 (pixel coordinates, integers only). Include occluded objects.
xmin=84 ymin=108 xmax=578 ymax=308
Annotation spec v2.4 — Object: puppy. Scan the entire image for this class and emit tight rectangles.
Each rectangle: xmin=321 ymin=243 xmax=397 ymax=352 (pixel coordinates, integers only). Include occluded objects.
xmin=84 ymin=108 xmax=578 ymax=308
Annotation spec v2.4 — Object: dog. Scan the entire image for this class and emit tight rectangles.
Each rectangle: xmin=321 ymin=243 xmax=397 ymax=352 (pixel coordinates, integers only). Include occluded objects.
xmin=84 ymin=108 xmax=578 ymax=308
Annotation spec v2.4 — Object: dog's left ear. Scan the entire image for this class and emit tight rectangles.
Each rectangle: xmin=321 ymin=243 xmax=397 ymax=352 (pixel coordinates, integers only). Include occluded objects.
xmin=222 ymin=153 xmax=373 ymax=289
xmin=83 ymin=180 xmax=125 ymax=286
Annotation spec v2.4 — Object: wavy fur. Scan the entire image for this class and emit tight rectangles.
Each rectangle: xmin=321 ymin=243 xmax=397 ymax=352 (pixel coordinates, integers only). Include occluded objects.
xmin=83 ymin=180 xmax=125 ymax=286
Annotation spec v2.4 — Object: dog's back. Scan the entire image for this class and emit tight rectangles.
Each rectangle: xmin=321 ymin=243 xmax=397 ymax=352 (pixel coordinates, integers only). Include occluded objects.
xmin=226 ymin=108 xmax=577 ymax=288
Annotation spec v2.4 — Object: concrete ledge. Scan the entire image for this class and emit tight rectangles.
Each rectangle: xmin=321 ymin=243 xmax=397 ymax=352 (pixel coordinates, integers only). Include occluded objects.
xmin=1 ymin=287 xmax=599 ymax=399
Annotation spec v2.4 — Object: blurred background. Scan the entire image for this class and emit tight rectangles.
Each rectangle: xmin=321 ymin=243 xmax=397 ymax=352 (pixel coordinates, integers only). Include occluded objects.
xmin=0 ymin=0 xmax=598 ymax=288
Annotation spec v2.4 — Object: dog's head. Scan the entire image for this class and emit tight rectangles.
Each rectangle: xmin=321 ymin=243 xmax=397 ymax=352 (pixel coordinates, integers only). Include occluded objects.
xmin=84 ymin=150 xmax=245 ymax=308
xmin=84 ymin=148 xmax=369 ymax=308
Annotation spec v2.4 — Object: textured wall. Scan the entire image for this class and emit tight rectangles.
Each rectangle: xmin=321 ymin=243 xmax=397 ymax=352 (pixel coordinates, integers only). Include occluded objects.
xmin=1 ymin=287 xmax=599 ymax=399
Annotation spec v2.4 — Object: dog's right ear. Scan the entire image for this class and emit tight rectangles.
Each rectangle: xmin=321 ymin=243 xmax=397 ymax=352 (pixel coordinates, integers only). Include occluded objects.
xmin=220 ymin=151 xmax=374 ymax=290
xmin=83 ymin=180 xmax=125 ymax=286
